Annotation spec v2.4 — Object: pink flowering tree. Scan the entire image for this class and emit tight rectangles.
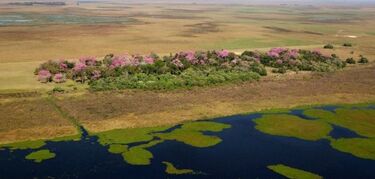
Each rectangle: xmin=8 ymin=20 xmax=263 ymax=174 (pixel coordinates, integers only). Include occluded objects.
xmin=217 ymin=49 xmax=230 ymax=58
xmin=37 ymin=70 xmax=52 ymax=83
xmin=53 ymin=73 xmax=65 ymax=83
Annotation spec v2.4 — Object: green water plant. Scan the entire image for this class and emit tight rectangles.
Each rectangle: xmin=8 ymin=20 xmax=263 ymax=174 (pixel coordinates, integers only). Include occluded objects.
xmin=121 ymin=140 xmax=163 ymax=165
xmin=154 ymin=121 xmax=231 ymax=147
xmin=330 ymin=138 xmax=375 ymax=160
xmin=25 ymin=149 xmax=56 ymax=163
xmin=97 ymin=121 xmax=230 ymax=165
xmin=254 ymin=114 xmax=332 ymax=141
xmin=162 ymin=161 xmax=195 ymax=175
xmin=96 ymin=126 xmax=170 ymax=145
xmin=0 ymin=140 xmax=46 ymax=150
xmin=304 ymin=108 xmax=375 ymax=138
xmin=268 ymin=164 xmax=322 ymax=179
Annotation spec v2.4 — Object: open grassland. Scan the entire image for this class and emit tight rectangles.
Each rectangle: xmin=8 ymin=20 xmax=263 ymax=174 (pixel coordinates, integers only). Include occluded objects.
xmin=1 ymin=63 xmax=375 ymax=143
xmin=53 ymin=64 xmax=375 ymax=133
xmin=0 ymin=97 xmax=78 ymax=144
xmin=0 ymin=3 xmax=374 ymax=63
xmin=1 ymin=3 xmax=375 ymax=91
xmin=1 ymin=3 xmax=375 ymax=143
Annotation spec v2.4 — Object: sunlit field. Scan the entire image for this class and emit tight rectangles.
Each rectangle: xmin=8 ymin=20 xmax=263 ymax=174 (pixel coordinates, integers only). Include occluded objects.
xmin=1 ymin=1 xmax=375 ymax=178
xmin=0 ymin=2 xmax=375 ymax=90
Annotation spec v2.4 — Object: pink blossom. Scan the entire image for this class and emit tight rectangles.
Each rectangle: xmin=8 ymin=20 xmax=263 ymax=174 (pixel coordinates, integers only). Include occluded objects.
xmin=172 ymin=59 xmax=184 ymax=68
xmin=79 ymin=56 xmax=97 ymax=66
xmin=143 ymin=56 xmax=155 ymax=64
xmin=267 ymin=51 xmax=280 ymax=58
xmin=288 ymin=49 xmax=299 ymax=59
xmin=53 ymin=73 xmax=65 ymax=83
xmin=73 ymin=62 xmax=87 ymax=73
xmin=231 ymin=59 xmax=240 ymax=65
xmin=110 ymin=56 xmax=127 ymax=69
xmin=276 ymin=59 xmax=283 ymax=65
xmin=38 ymin=70 xmax=52 ymax=83
xmin=267 ymin=47 xmax=287 ymax=58
xmin=185 ymin=51 xmax=195 ymax=61
xmin=59 ymin=62 xmax=68 ymax=70
xmin=217 ymin=49 xmax=230 ymax=58
xmin=128 ymin=57 xmax=140 ymax=66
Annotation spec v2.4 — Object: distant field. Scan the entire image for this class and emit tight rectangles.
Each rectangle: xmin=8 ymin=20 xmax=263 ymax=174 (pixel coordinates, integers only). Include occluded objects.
xmin=1 ymin=2 xmax=375 ymax=144
xmin=0 ymin=3 xmax=375 ymax=91
xmin=0 ymin=3 xmax=374 ymax=63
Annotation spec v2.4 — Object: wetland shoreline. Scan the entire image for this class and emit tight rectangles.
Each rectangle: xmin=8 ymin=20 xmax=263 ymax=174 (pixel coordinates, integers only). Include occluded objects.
xmin=1 ymin=63 xmax=375 ymax=144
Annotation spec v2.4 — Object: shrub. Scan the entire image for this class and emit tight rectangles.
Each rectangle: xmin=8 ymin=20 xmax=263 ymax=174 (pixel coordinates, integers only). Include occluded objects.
xmin=52 ymin=87 xmax=65 ymax=93
xmin=343 ymin=43 xmax=352 ymax=47
xmin=272 ymin=67 xmax=287 ymax=74
xmin=89 ymin=69 xmax=260 ymax=91
xmin=37 ymin=70 xmax=52 ymax=83
xmin=346 ymin=58 xmax=356 ymax=64
xmin=324 ymin=44 xmax=334 ymax=49
xmin=358 ymin=55 xmax=369 ymax=64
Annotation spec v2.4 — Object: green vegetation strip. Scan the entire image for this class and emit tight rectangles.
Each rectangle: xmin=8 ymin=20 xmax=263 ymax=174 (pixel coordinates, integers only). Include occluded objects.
xmin=97 ymin=121 xmax=231 ymax=165
xmin=154 ymin=121 xmax=231 ymax=147
xmin=162 ymin=161 xmax=195 ymax=175
xmin=0 ymin=140 xmax=46 ymax=150
xmin=46 ymin=96 xmax=83 ymax=136
xmin=330 ymin=138 xmax=375 ymax=160
xmin=255 ymin=104 xmax=375 ymax=160
xmin=254 ymin=114 xmax=332 ymax=141
xmin=304 ymin=108 xmax=375 ymax=138
xmin=97 ymin=126 xmax=170 ymax=145
xmin=268 ymin=164 xmax=322 ymax=179
xmin=25 ymin=149 xmax=56 ymax=163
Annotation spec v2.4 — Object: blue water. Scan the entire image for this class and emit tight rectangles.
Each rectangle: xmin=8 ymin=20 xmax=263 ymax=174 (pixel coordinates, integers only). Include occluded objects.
xmin=329 ymin=124 xmax=364 ymax=139
xmin=1 ymin=107 xmax=375 ymax=178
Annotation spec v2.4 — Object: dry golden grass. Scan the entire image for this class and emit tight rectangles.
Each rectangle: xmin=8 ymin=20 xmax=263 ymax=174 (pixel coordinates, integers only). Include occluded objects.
xmin=0 ymin=98 xmax=78 ymax=144
xmin=1 ymin=3 xmax=375 ymax=143
xmin=0 ymin=3 xmax=374 ymax=92
xmin=0 ymin=4 xmax=374 ymax=64
xmin=54 ymin=64 xmax=375 ymax=133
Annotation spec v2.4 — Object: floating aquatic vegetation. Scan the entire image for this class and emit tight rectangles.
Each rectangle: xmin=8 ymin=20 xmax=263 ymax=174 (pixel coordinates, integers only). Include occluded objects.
xmin=121 ymin=140 xmax=163 ymax=165
xmin=254 ymin=114 xmax=332 ymax=141
xmin=108 ymin=144 xmax=128 ymax=154
xmin=330 ymin=138 xmax=375 ymax=160
xmin=268 ymin=164 xmax=322 ymax=179
xmin=96 ymin=126 xmax=170 ymax=145
xmin=97 ymin=121 xmax=231 ymax=165
xmin=304 ymin=108 xmax=375 ymax=138
xmin=255 ymin=105 xmax=375 ymax=161
xmin=0 ymin=140 xmax=46 ymax=150
xmin=25 ymin=149 xmax=56 ymax=163
xmin=162 ymin=161 xmax=194 ymax=175
xmin=154 ymin=121 xmax=231 ymax=147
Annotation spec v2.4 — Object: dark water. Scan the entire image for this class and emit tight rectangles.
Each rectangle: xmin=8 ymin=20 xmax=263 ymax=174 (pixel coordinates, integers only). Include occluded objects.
xmin=1 ymin=107 xmax=375 ymax=178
